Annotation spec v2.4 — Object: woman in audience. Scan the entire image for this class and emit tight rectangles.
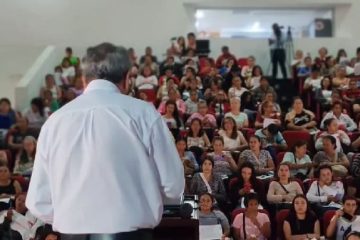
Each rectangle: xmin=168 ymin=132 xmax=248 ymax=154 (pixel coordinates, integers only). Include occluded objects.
xmin=61 ymin=58 xmax=76 ymax=84
xmin=241 ymin=92 xmax=257 ymax=123
xmin=140 ymin=55 xmax=159 ymax=76
xmin=0 ymin=192 xmax=43 ymax=240
xmin=70 ymin=76 xmax=84 ymax=96
xmin=182 ymin=78 xmax=203 ymax=101
xmin=315 ymin=76 xmax=333 ymax=108
xmin=157 ymin=88 xmax=186 ymax=116
xmin=303 ymin=65 xmax=323 ymax=91
xmin=297 ymin=56 xmax=312 ymax=77
xmin=291 ymin=49 xmax=304 ymax=70
xmin=204 ymin=77 xmax=222 ymax=103
xmin=0 ymin=163 xmax=22 ymax=198
xmin=259 ymin=92 xmax=281 ymax=113
xmin=315 ymin=118 xmax=351 ymax=152
xmin=176 ymin=138 xmax=199 ymax=176
xmin=332 ymin=65 xmax=350 ymax=89
xmin=313 ymin=135 xmax=350 ymax=178
xmin=336 ymin=49 xmax=348 ymax=64
xmin=218 ymin=117 xmax=248 ymax=151
xmin=232 ymin=192 xmax=271 ymax=240
xmin=13 ymin=136 xmax=36 ymax=176
xmin=190 ymin=156 xmax=226 ymax=203
xmin=161 ymin=100 xmax=183 ymax=131
xmin=321 ymin=56 xmax=336 ymax=76
xmin=0 ymin=98 xmax=18 ymax=130
xmin=185 ymin=90 xmax=199 ymax=115
xmin=228 ymin=76 xmax=248 ymax=99
xmin=209 ymin=136 xmax=238 ymax=176
xmin=285 ymin=97 xmax=318 ymax=133
xmin=224 ymin=97 xmax=249 ymax=129
xmin=7 ymin=117 xmax=37 ymax=153
xmin=241 ymin=56 xmax=256 ymax=80
xmin=157 ymin=73 xmax=178 ymax=101
xmin=267 ymin=163 xmax=303 ymax=207
xmin=229 ymin=162 xmax=262 ymax=208
xmin=186 ymin=101 xmax=217 ymax=128
xmin=42 ymin=90 xmax=60 ymax=117
xmin=180 ymin=66 xmax=201 ymax=90
xmin=186 ymin=118 xmax=211 ymax=150
xmin=198 ymin=193 xmax=230 ymax=239
xmin=326 ymin=196 xmax=360 ymax=240
xmin=245 ymin=65 xmax=263 ymax=90
xmin=40 ymin=74 xmax=62 ymax=99
xmin=254 ymin=100 xmax=281 ymax=129
xmin=282 ymin=140 xmax=312 ymax=180
xmin=24 ymin=98 xmax=45 ymax=130
xmin=135 ymin=65 xmax=158 ymax=90
xmin=255 ymin=124 xmax=288 ymax=159
xmin=238 ymin=135 xmax=275 ymax=175
xmin=283 ymin=194 xmax=320 ymax=240
xmin=321 ymin=101 xmax=357 ymax=132
xmin=306 ymin=165 xmax=344 ymax=215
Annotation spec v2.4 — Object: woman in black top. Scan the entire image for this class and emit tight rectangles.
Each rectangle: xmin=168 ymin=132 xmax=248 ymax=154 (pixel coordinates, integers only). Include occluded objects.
xmin=283 ymin=194 xmax=320 ymax=240
xmin=0 ymin=163 xmax=22 ymax=198
xmin=229 ymin=162 xmax=264 ymax=208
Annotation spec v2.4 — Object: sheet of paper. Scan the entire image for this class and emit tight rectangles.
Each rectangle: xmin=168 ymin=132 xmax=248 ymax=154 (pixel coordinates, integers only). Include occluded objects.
xmin=199 ymin=224 xmax=223 ymax=240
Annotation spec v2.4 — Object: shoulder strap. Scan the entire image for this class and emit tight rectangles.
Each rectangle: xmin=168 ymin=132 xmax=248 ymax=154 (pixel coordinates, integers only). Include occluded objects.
xmin=243 ymin=213 xmax=247 ymax=240
xmin=317 ymin=181 xmax=320 ymax=196
xmin=278 ymin=181 xmax=290 ymax=194
xmin=200 ymin=173 xmax=212 ymax=194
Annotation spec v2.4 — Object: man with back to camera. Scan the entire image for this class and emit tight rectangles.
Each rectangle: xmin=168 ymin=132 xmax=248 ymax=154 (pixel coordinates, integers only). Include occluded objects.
xmin=26 ymin=43 xmax=185 ymax=240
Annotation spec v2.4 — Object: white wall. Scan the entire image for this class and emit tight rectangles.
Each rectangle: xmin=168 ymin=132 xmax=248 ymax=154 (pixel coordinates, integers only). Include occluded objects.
xmin=0 ymin=0 xmax=359 ymax=109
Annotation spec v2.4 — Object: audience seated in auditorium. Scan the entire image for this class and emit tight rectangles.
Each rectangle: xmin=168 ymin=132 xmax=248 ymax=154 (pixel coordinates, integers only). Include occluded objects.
xmin=157 ymin=88 xmax=185 ymax=115
xmin=282 ymin=140 xmax=312 ymax=180
xmin=63 ymin=47 xmax=80 ymax=67
xmin=238 ymin=135 xmax=275 ymax=175
xmin=255 ymin=124 xmax=288 ymax=156
xmin=315 ymin=76 xmax=333 ymax=107
xmin=241 ymin=56 xmax=256 ymax=80
xmin=190 ymin=156 xmax=226 ymax=203
xmin=69 ymin=77 xmax=84 ymax=97
xmin=229 ymin=162 xmax=264 ymax=209
xmin=228 ymin=76 xmax=248 ymax=99
xmin=240 ymin=92 xmax=258 ymax=123
xmin=204 ymin=77 xmax=222 ymax=103
xmin=215 ymin=46 xmax=237 ymax=68
xmin=42 ymin=90 xmax=60 ymax=117
xmin=180 ymin=67 xmax=201 ymax=91
xmin=254 ymin=100 xmax=281 ymax=129
xmin=218 ymin=117 xmax=248 ymax=151
xmin=13 ymin=136 xmax=36 ymax=176
xmin=186 ymin=101 xmax=217 ymax=128
xmin=0 ymin=163 xmax=22 ymax=197
xmin=292 ymin=50 xmax=305 ymax=70
xmin=186 ymin=118 xmax=211 ymax=150
xmin=285 ymin=97 xmax=318 ymax=133
xmin=306 ymin=165 xmax=344 ymax=215
xmin=297 ymin=56 xmax=312 ymax=77
xmin=321 ymin=56 xmax=336 ymax=77
xmin=304 ymin=65 xmax=323 ymax=91
xmin=321 ymin=101 xmax=357 ymax=132
xmin=245 ymin=65 xmax=263 ymax=90
xmin=0 ymin=98 xmax=18 ymax=130
xmin=333 ymin=65 xmax=350 ymax=89
xmin=24 ymin=98 xmax=45 ymax=130
xmin=139 ymin=46 xmax=158 ymax=64
xmin=313 ymin=135 xmax=350 ymax=178
xmin=161 ymin=100 xmax=183 ymax=131
xmin=315 ymin=118 xmax=351 ymax=152
xmin=61 ymin=58 xmax=76 ymax=85
xmin=135 ymin=65 xmax=158 ymax=90
xmin=258 ymin=91 xmax=281 ymax=114
xmin=224 ymin=97 xmax=249 ymax=129
xmin=182 ymin=78 xmax=203 ymax=101
xmin=7 ymin=117 xmax=38 ymax=154
xmin=342 ymin=78 xmax=360 ymax=105
xmin=176 ymin=138 xmax=199 ymax=176
xmin=185 ymin=90 xmax=199 ymax=115
xmin=283 ymin=194 xmax=320 ymax=240
xmin=267 ymin=163 xmax=303 ymax=207
xmin=198 ymin=193 xmax=230 ymax=239
xmin=326 ymin=196 xmax=360 ymax=240
xmin=0 ymin=192 xmax=43 ymax=240
xmin=232 ymin=193 xmax=271 ymax=240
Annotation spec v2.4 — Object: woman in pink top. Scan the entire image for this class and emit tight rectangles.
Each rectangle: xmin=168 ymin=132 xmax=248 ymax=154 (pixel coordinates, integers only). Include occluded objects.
xmin=186 ymin=101 xmax=217 ymax=128
xmin=233 ymin=192 xmax=271 ymax=240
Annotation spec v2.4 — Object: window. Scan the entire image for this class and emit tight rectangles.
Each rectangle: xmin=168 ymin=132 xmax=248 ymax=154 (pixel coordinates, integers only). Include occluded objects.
xmin=195 ymin=8 xmax=334 ymax=39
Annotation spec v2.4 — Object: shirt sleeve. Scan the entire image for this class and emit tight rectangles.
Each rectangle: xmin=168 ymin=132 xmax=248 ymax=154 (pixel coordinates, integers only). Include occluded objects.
xmin=214 ymin=210 xmax=230 ymax=234
xmin=346 ymin=115 xmax=357 ymax=131
xmin=282 ymin=152 xmax=294 ymax=164
xmin=306 ymin=181 xmax=327 ymax=203
xmin=232 ymin=213 xmax=243 ymax=228
xmin=25 ymin=126 xmax=54 ymax=224
xmin=149 ymin=117 xmax=185 ymax=199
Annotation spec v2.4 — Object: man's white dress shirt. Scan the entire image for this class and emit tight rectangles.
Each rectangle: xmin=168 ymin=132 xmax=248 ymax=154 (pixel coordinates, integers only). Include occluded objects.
xmin=26 ymin=80 xmax=185 ymax=234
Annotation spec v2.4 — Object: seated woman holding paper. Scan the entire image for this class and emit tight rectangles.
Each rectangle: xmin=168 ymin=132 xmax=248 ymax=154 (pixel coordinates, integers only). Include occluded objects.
xmin=238 ymin=135 xmax=275 ymax=176
xmin=198 ymin=193 xmax=230 ymax=240
xmin=0 ymin=192 xmax=44 ymax=240
xmin=306 ymin=164 xmax=344 ymax=216
xmin=232 ymin=192 xmax=271 ymax=240
xmin=254 ymin=100 xmax=281 ymax=129
xmin=190 ymin=155 xmax=226 ymax=203
xmin=267 ymin=163 xmax=303 ymax=210
xmin=283 ymin=194 xmax=321 ymax=240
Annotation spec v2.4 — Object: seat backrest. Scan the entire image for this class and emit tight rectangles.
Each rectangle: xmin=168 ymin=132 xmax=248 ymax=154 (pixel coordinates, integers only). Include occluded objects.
xmin=276 ymin=151 xmax=286 ymax=168
xmin=276 ymin=209 xmax=290 ymax=240
xmin=238 ymin=58 xmax=248 ymax=67
xmin=323 ymin=210 xmax=336 ymax=237
xmin=282 ymin=131 xmax=312 ymax=152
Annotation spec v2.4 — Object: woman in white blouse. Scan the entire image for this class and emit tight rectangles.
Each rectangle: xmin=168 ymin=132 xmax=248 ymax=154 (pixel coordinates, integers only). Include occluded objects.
xmin=228 ymin=76 xmax=248 ymax=99
xmin=187 ymin=118 xmax=211 ymax=149
xmin=218 ymin=117 xmax=248 ymax=151
xmin=224 ymin=97 xmax=249 ymax=129
xmin=135 ymin=65 xmax=158 ymax=90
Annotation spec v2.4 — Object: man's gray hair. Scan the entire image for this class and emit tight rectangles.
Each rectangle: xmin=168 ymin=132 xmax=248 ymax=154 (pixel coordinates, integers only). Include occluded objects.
xmin=82 ymin=42 xmax=131 ymax=84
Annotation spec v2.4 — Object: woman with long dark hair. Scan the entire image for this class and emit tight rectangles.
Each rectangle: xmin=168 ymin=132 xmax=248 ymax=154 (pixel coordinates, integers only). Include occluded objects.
xmin=270 ymin=23 xmax=287 ymax=80
xmin=25 ymin=97 xmax=46 ymax=130
xmin=283 ymin=194 xmax=320 ymax=240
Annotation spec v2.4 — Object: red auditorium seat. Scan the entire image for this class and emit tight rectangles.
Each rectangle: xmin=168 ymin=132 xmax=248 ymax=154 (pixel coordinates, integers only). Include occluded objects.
xmin=323 ymin=210 xmax=336 ymax=236
xmin=276 ymin=151 xmax=286 ymax=168
xmin=282 ymin=130 xmax=313 ymax=152
xmin=276 ymin=209 xmax=290 ymax=240
xmin=237 ymin=58 xmax=248 ymax=68
xmin=12 ymin=175 xmax=29 ymax=191
xmin=137 ymin=89 xmax=157 ymax=104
